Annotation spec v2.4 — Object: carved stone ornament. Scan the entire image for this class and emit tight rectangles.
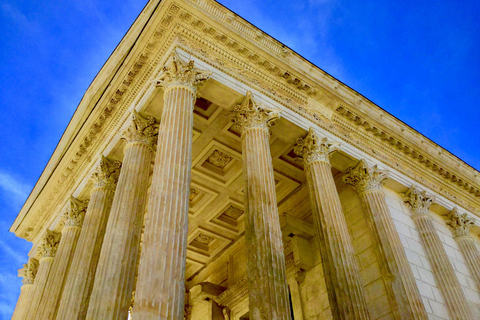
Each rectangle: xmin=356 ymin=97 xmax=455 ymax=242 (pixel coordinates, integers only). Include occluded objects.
xmin=63 ymin=196 xmax=88 ymax=227
xmin=343 ymin=159 xmax=388 ymax=194
xmin=38 ymin=229 xmax=61 ymax=258
xmin=207 ymin=149 xmax=232 ymax=169
xmin=19 ymin=259 xmax=38 ymax=285
xmin=122 ymin=110 xmax=159 ymax=148
xmin=232 ymin=91 xmax=280 ymax=132
xmin=403 ymin=185 xmax=434 ymax=216
xmin=446 ymin=208 xmax=475 ymax=238
xmin=155 ymin=51 xmax=211 ymax=92
xmin=91 ymin=155 xmax=122 ymax=189
xmin=294 ymin=127 xmax=340 ymax=165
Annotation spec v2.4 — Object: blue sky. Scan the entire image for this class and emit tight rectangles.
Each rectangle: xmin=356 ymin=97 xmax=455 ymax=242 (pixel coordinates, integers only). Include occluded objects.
xmin=0 ymin=0 xmax=478 ymax=318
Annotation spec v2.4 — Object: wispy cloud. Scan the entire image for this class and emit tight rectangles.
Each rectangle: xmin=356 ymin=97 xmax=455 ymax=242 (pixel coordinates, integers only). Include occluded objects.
xmin=0 ymin=170 xmax=31 ymax=208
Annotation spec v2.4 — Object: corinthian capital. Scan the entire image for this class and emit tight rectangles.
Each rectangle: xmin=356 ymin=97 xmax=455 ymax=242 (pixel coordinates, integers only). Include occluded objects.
xmin=18 ymin=258 xmax=38 ymax=285
xmin=446 ymin=208 xmax=475 ymax=238
xmin=38 ymin=229 xmax=61 ymax=258
xmin=155 ymin=52 xmax=211 ymax=93
xmin=91 ymin=155 xmax=122 ymax=190
xmin=63 ymin=196 xmax=88 ymax=227
xmin=343 ymin=159 xmax=388 ymax=194
xmin=403 ymin=186 xmax=434 ymax=216
xmin=232 ymin=91 xmax=279 ymax=132
xmin=294 ymin=127 xmax=339 ymax=165
xmin=122 ymin=111 xmax=159 ymax=149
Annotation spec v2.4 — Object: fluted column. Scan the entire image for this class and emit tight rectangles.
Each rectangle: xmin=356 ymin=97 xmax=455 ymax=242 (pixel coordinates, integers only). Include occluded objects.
xmin=11 ymin=258 xmax=38 ymax=320
xmin=133 ymin=53 xmax=211 ymax=319
xmin=344 ymin=160 xmax=428 ymax=319
xmin=23 ymin=230 xmax=60 ymax=319
xmin=232 ymin=92 xmax=291 ymax=320
xmin=37 ymin=197 xmax=88 ymax=320
xmin=446 ymin=208 xmax=480 ymax=292
xmin=56 ymin=156 xmax=121 ymax=320
xmin=86 ymin=112 xmax=158 ymax=320
xmin=404 ymin=186 xmax=474 ymax=320
xmin=294 ymin=128 xmax=370 ymax=320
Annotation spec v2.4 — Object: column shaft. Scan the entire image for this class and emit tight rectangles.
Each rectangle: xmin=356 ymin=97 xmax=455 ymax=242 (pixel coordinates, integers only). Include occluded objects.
xmin=24 ymin=257 xmax=55 ymax=319
xmin=11 ymin=284 xmax=33 ymax=320
xmin=234 ymin=92 xmax=291 ymax=320
xmin=456 ymin=236 xmax=480 ymax=292
xmin=133 ymin=53 xmax=210 ymax=320
xmin=86 ymin=114 xmax=156 ymax=320
xmin=134 ymin=87 xmax=193 ymax=319
xmin=405 ymin=186 xmax=473 ymax=320
xmin=295 ymin=128 xmax=370 ymax=320
xmin=37 ymin=226 xmax=83 ymax=320
xmin=359 ymin=190 xmax=428 ymax=319
xmin=57 ymin=157 xmax=119 ymax=320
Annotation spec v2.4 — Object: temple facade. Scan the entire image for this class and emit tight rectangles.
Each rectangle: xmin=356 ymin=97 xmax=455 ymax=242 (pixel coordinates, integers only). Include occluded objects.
xmin=9 ymin=0 xmax=480 ymax=319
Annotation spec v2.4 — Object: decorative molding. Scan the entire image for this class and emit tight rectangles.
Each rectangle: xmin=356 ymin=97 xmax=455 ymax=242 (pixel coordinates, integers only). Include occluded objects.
xmin=343 ymin=159 xmax=388 ymax=194
xmin=294 ymin=127 xmax=339 ymax=165
xmin=404 ymin=186 xmax=434 ymax=217
xmin=63 ymin=196 xmax=88 ymax=228
xmin=91 ymin=155 xmax=122 ymax=190
xmin=446 ymin=208 xmax=475 ymax=238
xmin=232 ymin=91 xmax=279 ymax=132
xmin=38 ymin=229 xmax=61 ymax=258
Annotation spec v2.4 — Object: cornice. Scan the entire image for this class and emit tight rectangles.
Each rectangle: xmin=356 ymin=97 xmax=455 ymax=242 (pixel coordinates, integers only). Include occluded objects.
xmin=12 ymin=0 xmax=480 ymax=241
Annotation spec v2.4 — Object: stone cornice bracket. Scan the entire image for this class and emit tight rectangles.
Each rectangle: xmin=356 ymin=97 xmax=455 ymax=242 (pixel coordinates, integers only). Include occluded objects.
xmin=155 ymin=51 xmax=212 ymax=95
xmin=294 ymin=127 xmax=339 ymax=165
xmin=446 ymin=208 xmax=475 ymax=238
xmin=344 ymin=159 xmax=389 ymax=194
xmin=121 ymin=110 xmax=159 ymax=150
xmin=90 ymin=155 xmax=122 ymax=190
xmin=18 ymin=258 xmax=39 ymax=285
xmin=38 ymin=229 xmax=61 ymax=258
xmin=62 ymin=196 xmax=88 ymax=228
xmin=232 ymin=91 xmax=280 ymax=134
xmin=404 ymin=186 xmax=434 ymax=218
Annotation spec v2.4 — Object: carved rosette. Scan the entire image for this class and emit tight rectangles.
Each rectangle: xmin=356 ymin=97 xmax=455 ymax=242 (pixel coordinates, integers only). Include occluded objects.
xmin=155 ymin=52 xmax=211 ymax=94
xmin=38 ymin=230 xmax=61 ymax=258
xmin=19 ymin=259 xmax=38 ymax=285
xmin=63 ymin=196 xmax=88 ymax=228
xmin=232 ymin=91 xmax=279 ymax=133
xmin=404 ymin=186 xmax=434 ymax=217
xmin=344 ymin=159 xmax=388 ymax=194
xmin=91 ymin=155 xmax=122 ymax=190
xmin=294 ymin=127 xmax=339 ymax=165
xmin=447 ymin=208 xmax=475 ymax=238
xmin=122 ymin=111 xmax=159 ymax=150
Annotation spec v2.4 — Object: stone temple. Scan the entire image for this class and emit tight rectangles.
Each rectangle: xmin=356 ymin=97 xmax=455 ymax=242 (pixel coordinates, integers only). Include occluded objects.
xmin=9 ymin=0 xmax=480 ymax=319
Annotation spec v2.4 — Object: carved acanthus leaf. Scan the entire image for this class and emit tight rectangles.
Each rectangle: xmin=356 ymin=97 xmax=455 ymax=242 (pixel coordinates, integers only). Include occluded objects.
xmin=404 ymin=186 xmax=434 ymax=216
xmin=207 ymin=150 xmax=232 ymax=169
xmin=63 ymin=196 xmax=88 ymax=227
xmin=294 ymin=127 xmax=339 ymax=165
xmin=232 ymin=91 xmax=279 ymax=132
xmin=91 ymin=155 xmax=122 ymax=189
xmin=38 ymin=229 xmax=61 ymax=258
xmin=156 ymin=52 xmax=211 ymax=91
xmin=122 ymin=111 xmax=159 ymax=148
xmin=18 ymin=259 xmax=38 ymax=285
xmin=343 ymin=159 xmax=388 ymax=194
xmin=446 ymin=208 xmax=475 ymax=238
